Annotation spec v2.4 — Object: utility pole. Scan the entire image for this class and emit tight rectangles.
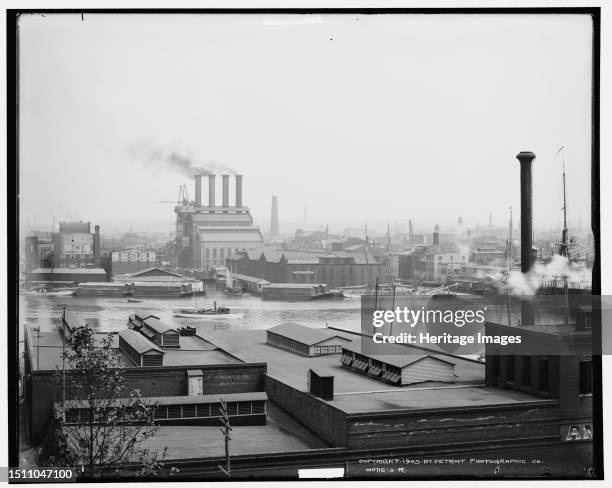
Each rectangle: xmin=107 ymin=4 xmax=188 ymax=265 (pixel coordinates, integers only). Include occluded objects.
xmin=62 ymin=306 xmax=67 ymax=422
xmin=217 ymin=399 xmax=232 ymax=477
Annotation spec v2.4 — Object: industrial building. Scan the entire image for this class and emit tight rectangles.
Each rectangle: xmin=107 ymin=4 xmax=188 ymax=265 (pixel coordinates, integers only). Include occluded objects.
xmin=24 ymin=221 xmax=103 ymax=284
xmin=113 ymin=267 xmax=205 ymax=295
xmin=111 ymin=249 xmax=157 ymax=275
xmin=174 ymin=174 xmax=263 ymax=273
xmin=266 ymin=322 xmax=352 ymax=356
xmin=227 ymin=249 xmax=385 ymax=289
xmin=340 ymin=343 xmax=457 ymax=385
xmin=52 ymin=221 xmax=101 ymax=268
xmin=23 ymin=312 xmax=267 ymax=443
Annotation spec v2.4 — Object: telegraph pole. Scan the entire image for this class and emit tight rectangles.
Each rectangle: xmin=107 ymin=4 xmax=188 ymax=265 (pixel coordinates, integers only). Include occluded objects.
xmin=61 ymin=306 xmax=67 ymax=422
xmin=217 ymin=399 xmax=232 ymax=477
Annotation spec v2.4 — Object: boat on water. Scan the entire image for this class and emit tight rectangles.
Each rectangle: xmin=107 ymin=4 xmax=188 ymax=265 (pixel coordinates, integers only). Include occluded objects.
xmin=171 ymin=301 xmax=243 ymax=319
xmin=224 ymin=265 xmax=243 ymax=295
xmin=25 ymin=286 xmax=78 ymax=297
xmin=127 ymin=298 xmax=143 ymax=303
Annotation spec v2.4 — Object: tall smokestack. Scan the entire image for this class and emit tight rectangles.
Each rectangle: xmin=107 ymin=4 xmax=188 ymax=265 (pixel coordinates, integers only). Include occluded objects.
xmin=195 ymin=175 xmax=202 ymax=206
xmin=516 ymin=151 xmax=536 ymax=325
xmin=433 ymin=224 xmax=439 ymax=246
xmin=516 ymin=151 xmax=535 ymax=273
xmin=235 ymin=175 xmax=243 ymax=207
xmin=271 ymin=196 xmax=279 ymax=237
xmin=222 ymin=174 xmax=229 ymax=207
xmin=208 ymin=175 xmax=216 ymax=207
xmin=409 ymin=220 xmax=413 ymax=249
xmin=93 ymin=225 xmax=101 ymax=267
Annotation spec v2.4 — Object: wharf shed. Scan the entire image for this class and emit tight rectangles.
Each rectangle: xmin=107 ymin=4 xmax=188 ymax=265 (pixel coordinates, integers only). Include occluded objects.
xmin=266 ymin=322 xmax=352 ymax=356
xmin=341 ymin=343 xmax=456 ymax=385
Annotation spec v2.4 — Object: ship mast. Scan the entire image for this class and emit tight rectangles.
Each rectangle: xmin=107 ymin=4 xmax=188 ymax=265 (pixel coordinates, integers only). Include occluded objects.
xmin=556 ymin=146 xmax=570 ymax=325
xmin=364 ymin=222 xmax=370 ymax=290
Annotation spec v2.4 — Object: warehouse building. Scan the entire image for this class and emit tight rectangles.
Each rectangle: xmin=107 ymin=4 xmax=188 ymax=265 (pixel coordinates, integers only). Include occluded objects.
xmin=228 ymin=249 xmax=385 ymax=288
xmin=266 ymin=322 xmax=352 ymax=356
xmin=340 ymin=343 xmax=457 ymax=385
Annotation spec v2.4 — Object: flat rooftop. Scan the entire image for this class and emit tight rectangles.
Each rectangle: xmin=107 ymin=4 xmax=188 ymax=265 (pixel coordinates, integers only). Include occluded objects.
xmin=202 ymin=328 xmax=556 ymax=414
xmin=27 ymin=327 xmax=241 ymax=371
xmin=69 ymin=403 xmax=329 ymax=461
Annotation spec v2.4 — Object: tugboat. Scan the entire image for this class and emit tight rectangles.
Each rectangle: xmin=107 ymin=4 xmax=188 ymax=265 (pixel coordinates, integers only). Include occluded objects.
xmin=171 ymin=301 xmax=243 ymax=319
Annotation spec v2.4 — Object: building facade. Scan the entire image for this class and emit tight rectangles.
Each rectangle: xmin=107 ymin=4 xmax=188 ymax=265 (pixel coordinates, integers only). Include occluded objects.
xmin=175 ymin=174 xmax=263 ymax=272
xmin=228 ymin=249 xmax=385 ymax=289
xmin=111 ymin=249 xmax=157 ymax=275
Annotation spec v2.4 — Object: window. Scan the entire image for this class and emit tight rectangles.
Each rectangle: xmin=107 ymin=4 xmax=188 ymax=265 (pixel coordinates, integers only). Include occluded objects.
xmin=579 ymin=360 xmax=593 ymax=395
xmin=538 ymin=357 xmax=549 ymax=391
xmin=506 ymin=355 xmax=515 ymax=382
xmin=521 ymin=356 xmax=531 ymax=386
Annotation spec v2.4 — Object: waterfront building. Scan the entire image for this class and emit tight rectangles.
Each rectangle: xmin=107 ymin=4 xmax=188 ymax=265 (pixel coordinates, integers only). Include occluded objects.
xmin=340 ymin=343 xmax=456 ymax=385
xmin=266 ymin=322 xmax=352 ymax=356
xmin=174 ymin=174 xmax=263 ymax=273
xmin=228 ymin=249 xmax=385 ymax=289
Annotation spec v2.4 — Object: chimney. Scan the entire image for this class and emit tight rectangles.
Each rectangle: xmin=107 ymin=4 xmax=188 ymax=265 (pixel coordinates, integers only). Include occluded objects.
xmin=271 ymin=196 xmax=279 ymax=237
xmin=235 ymin=175 xmax=243 ymax=207
xmin=208 ymin=175 xmax=216 ymax=207
xmin=94 ymin=225 xmax=101 ymax=267
xmin=409 ymin=219 xmax=413 ymax=248
xmin=516 ymin=151 xmax=535 ymax=273
xmin=194 ymin=175 xmax=202 ymax=206
xmin=516 ymin=151 xmax=536 ymax=325
xmin=222 ymin=175 xmax=229 ymax=207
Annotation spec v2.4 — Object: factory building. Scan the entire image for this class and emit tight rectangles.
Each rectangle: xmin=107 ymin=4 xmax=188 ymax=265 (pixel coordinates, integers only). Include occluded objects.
xmin=228 ymin=249 xmax=385 ymax=288
xmin=266 ymin=322 xmax=352 ymax=356
xmin=52 ymin=221 xmax=101 ymax=268
xmin=175 ymin=174 xmax=263 ymax=273
xmin=24 ymin=222 xmax=102 ymax=280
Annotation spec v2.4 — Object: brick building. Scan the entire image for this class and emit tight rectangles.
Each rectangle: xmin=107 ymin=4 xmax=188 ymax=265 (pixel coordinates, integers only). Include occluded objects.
xmin=227 ymin=249 xmax=385 ymax=288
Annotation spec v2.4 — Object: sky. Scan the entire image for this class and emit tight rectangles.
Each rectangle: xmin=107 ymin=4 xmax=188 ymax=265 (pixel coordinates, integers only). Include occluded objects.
xmin=18 ymin=13 xmax=593 ymax=236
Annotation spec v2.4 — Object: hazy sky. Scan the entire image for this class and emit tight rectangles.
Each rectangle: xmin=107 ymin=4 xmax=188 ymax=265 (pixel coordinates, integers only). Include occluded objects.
xmin=18 ymin=13 xmax=593 ymax=235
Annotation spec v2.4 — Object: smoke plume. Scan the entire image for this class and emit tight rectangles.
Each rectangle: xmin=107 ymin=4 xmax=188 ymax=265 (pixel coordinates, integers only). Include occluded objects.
xmin=499 ymin=254 xmax=592 ymax=295
xmin=128 ymin=142 xmax=238 ymax=177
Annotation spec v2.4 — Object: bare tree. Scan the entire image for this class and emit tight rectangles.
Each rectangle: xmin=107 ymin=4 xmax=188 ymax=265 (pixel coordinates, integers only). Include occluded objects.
xmin=50 ymin=327 xmax=172 ymax=478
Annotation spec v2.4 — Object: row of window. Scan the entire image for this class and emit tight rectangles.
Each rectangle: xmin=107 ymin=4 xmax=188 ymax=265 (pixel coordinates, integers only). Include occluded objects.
xmin=63 ymin=400 xmax=266 ymax=424
xmin=312 ymin=345 xmax=343 ymax=355
xmin=490 ymin=355 xmax=593 ymax=395
xmin=341 ymin=352 xmax=402 ymax=383
xmin=267 ymin=332 xmax=309 ymax=354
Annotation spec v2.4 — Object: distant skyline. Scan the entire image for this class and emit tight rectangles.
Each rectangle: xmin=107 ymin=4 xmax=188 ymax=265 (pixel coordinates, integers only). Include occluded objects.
xmin=19 ymin=13 xmax=593 ymax=236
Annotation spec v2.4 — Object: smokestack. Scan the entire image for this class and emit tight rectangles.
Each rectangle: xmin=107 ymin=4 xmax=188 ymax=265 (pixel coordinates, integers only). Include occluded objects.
xmin=208 ymin=175 xmax=216 ymax=207
xmin=94 ymin=225 xmax=101 ymax=267
xmin=516 ymin=151 xmax=536 ymax=325
xmin=222 ymin=175 xmax=229 ymax=207
xmin=195 ymin=175 xmax=202 ymax=206
xmin=409 ymin=220 xmax=413 ymax=249
xmin=433 ymin=224 xmax=439 ymax=246
xmin=271 ymin=196 xmax=279 ymax=237
xmin=235 ymin=175 xmax=243 ymax=207
xmin=516 ymin=151 xmax=535 ymax=273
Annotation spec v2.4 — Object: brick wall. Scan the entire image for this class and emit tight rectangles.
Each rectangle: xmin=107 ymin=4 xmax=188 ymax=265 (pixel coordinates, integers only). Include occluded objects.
xmin=264 ymin=376 xmax=346 ymax=446
xmin=27 ymin=363 xmax=266 ymax=443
